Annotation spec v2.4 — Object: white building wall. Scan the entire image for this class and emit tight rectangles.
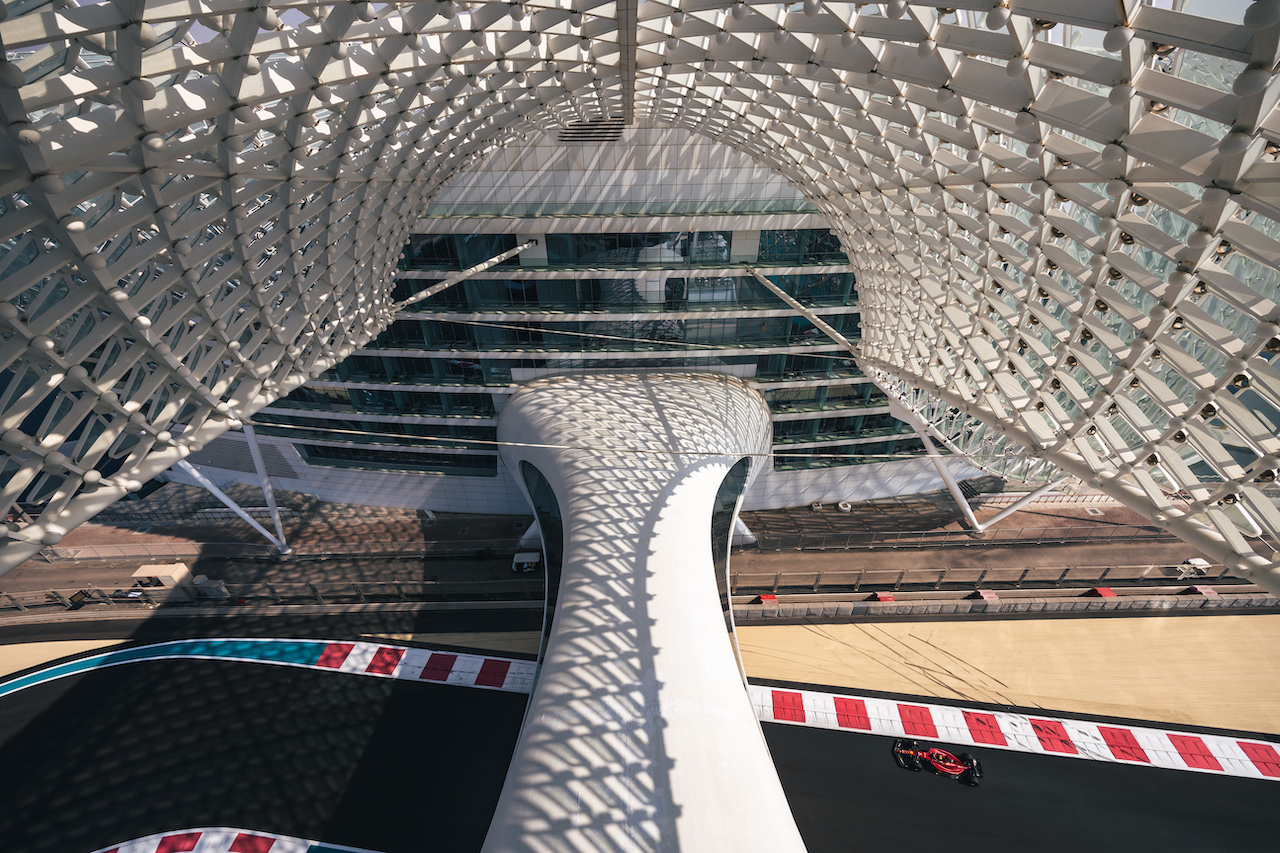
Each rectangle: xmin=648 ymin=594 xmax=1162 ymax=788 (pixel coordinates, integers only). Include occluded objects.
xmin=430 ymin=121 xmax=808 ymax=215
xmin=743 ymin=455 xmax=984 ymax=511
xmin=167 ymin=433 xmax=529 ymax=516
xmin=169 ymin=431 xmax=983 ymax=516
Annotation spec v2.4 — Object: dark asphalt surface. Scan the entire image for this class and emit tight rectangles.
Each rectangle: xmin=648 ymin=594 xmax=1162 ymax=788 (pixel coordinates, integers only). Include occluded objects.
xmin=1 ymin=652 xmax=1276 ymax=853
xmin=765 ymin=723 xmax=1276 ymax=852
xmin=0 ymin=660 xmax=528 ymax=853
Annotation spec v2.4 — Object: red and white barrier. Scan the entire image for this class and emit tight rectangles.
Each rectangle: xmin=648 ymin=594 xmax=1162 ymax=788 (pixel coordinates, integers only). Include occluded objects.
xmin=15 ymin=638 xmax=1276 ymax=784
xmin=1 ymin=638 xmax=539 ymax=699
xmin=90 ymin=827 xmax=380 ymax=853
xmin=307 ymin=640 xmax=537 ymax=692
xmin=748 ymin=684 xmax=1280 ymax=781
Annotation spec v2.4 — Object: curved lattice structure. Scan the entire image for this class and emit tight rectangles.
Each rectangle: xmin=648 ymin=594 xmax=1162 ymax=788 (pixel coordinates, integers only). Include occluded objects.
xmin=3 ymin=1 xmax=1280 ymax=589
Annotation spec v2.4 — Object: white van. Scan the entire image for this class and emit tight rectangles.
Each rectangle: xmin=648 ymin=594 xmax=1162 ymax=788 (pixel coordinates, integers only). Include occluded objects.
xmin=512 ymin=551 xmax=542 ymax=573
xmin=1179 ymin=557 xmax=1211 ymax=579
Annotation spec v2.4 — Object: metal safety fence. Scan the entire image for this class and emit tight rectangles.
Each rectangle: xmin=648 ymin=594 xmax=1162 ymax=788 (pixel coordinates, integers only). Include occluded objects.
xmin=752 ymin=525 xmax=1181 ymax=551
xmin=0 ymin=576 xmax=544 ymax=617
xmin=733 ymin=592 xmax=1278 ymax=621
xmin=32 ymin=525 xmax=1183 ymax=566
xmin=36 ymin=539 xmax=526 ymax=564
xmin=727 ymin=562 xmax=1233 ymax=595
xmin=1 ymin=563 xmax=1240 ymax=620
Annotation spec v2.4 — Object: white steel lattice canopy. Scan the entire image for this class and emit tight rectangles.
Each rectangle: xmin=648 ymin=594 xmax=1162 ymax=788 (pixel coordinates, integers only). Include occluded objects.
xmin=3 ymin=1 xmax=1280 ymax=590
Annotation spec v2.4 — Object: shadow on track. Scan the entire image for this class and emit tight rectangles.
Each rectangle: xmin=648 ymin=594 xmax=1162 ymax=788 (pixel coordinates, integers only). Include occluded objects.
xmin=0 ymin=643 xmax=529 ymax=852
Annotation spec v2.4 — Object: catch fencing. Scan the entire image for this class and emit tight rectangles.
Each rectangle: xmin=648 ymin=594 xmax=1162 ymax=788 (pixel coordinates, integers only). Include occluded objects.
xmin=752 ymin=524 xmax=1180 ymax=551
xmin=36 ymin=539 xmax=525 ymax=564
xmin=0 ymin=576 xmax=543 ymax=617
xmin=728 ymin=561 xmax=1232 ymax=595
xmin=2 ymin=561 xmax=1234 ymax=620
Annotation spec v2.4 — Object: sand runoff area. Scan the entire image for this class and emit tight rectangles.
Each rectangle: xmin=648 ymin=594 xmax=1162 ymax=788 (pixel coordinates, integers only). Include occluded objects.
xmin=737 ymin=614 xmax=1280 ymax=735
xmin=4 ymin=616 xmax=1277 ymax=735
xmin=0 ymin=639 xmax=125 ymax=680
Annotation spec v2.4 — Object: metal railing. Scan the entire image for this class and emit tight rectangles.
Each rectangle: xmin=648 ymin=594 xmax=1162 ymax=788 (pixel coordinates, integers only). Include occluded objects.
xmin=727 ymin=562 xmax=1234 ymax=595
xmin=732 ymin=591 xmax=1277 ymax=621
xmin=92 ymin=507 xmax=303 ymax=524
xmin=2 ymin=563 xmax=1237 ymax=619
xmin=36 ymin=539 xmax=526 ymax=563
xmin=33 ymin=524 xmax=1187 ymax=566
xmin=752 ymin=525 xmax=1181 ymax=551
xmin=0 ymin=576 xmax=544 ymax=617
xmin=220 ymin=578 xmax=542 ymax=604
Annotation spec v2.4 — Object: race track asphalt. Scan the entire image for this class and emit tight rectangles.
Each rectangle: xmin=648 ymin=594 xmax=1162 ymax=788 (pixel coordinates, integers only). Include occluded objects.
xmin=0 ymin=659 xmax=527 ymax=853
xmin=0 ymin=655 xmax=1274 ymax=853
xmin=765 ymin=722 xmax=1276 ymax=852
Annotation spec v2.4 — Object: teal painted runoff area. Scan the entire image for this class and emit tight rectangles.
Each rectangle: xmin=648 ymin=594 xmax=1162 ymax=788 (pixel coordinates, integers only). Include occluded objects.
xmin=0 ymin=638 xmax=329 ymax=700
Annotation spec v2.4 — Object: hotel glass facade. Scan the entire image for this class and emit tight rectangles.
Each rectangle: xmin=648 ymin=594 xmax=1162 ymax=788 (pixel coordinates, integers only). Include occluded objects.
xmin=246 ymin=224 xmax=927 ymax=481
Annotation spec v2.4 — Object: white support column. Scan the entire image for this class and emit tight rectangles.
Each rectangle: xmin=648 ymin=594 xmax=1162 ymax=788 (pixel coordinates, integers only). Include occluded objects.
xmin=0 ymin=417 xmax=261 ymax=577
xmin=976 ymin=478 xmax=1071 ymax=532
xmin=916 ymin=426 xmax=984 ymax=533
xmin=750 ymin=265 xmax=983 ymax=530
xmin=175 ymin=460 xmax=285 ymax=551
xmin=617 ymin=0 xmax=638 ymax=123
xmin=241 ymin=423 xmax=290 ymax=554
xmin=396 ymin=240 xmax=538 ymax=311
xmin=882 ymin=398 xmax=982 ymax=531
xmin=747 ymin=268 xmax=858 ymax=355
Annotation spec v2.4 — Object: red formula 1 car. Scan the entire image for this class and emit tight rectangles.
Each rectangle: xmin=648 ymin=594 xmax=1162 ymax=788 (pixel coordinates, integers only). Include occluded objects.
xmin=893 ymin=739 xmax=983 ymax=787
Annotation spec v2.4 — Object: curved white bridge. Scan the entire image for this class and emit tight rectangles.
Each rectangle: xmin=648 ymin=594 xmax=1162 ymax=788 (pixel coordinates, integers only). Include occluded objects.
xmin=489 ymin=373 xmax=804 ymax=852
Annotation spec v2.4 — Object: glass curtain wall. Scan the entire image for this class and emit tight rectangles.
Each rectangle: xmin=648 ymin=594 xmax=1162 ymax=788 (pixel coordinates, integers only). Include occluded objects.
xmin=258 ymin=227 xmax=926 ymax=474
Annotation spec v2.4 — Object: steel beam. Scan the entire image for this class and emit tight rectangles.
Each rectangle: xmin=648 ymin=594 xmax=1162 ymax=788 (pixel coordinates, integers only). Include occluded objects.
xmin=396 ymin=240 xmax=538 ymax=312
xmin=241 ymin=423 xmax=290 ymax=554
xmin=617 ymin=0 xmax=639 ymax=123
xmin=175 ymin=460 xmax=285 ymax=551
xmin=751 ymin=266 xmax=983 ymax=529
xmin=747 ymin=268 xmax=859 ymax=357
xmin=975 ymin=478 xmax=1071 ymax=532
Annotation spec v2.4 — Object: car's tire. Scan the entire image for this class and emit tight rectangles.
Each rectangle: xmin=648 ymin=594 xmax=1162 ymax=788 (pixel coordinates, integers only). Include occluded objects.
xmin=960 ymin=752 xmax=974 ymax=763
xmin=894 ymin=739 xmax=923 ymax=770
